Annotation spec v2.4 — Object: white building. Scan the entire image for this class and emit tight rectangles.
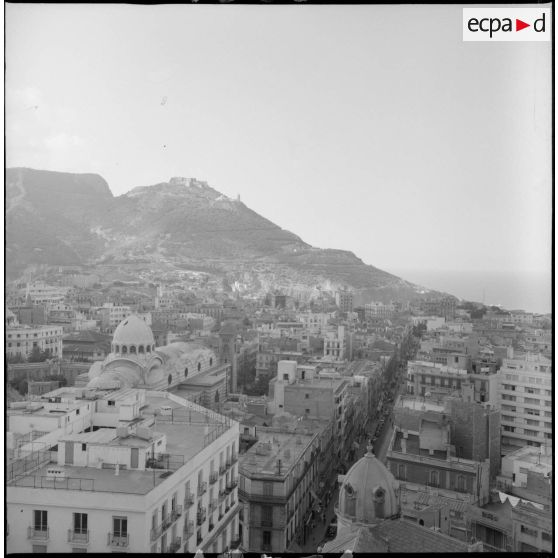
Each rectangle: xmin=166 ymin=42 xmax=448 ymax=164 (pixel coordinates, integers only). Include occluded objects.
xmin=6 ymin=310 xmax=63 ymax=359
xmin=296 ymin=312 xmax=333 ymax=335
xmin=323 ymin=325 xmax=347 ymax=361
xmin=95 ymin=303 xmax=133 ymax=331
xmin=497 ymin=354 xmax=552 ymax=451
xmin=364 ymin=301 xmax=395 ymax=319
xmin=6 ymin=388 xmax=241 ymax=554
xmin=22 ymin=281 xmax=69 ymax=306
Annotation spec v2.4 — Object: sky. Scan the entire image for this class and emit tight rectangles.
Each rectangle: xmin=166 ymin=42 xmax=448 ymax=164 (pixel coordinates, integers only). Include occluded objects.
xmin=6 ymin=3 xmax=552 ymax=282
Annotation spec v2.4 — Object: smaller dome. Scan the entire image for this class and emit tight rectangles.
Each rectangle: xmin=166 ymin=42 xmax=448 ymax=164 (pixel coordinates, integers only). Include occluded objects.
xmin=113 ymin=315 xmax=155 ymax=349
xmin=338 ymin=445 xmax=400 ymax=525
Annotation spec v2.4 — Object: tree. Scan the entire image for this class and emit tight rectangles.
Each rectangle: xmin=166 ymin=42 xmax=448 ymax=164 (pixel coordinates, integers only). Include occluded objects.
xmin=27 ymin=346 xmax=50 ymax=363
xmin=7 ymin=353 xmax=26 ymax=364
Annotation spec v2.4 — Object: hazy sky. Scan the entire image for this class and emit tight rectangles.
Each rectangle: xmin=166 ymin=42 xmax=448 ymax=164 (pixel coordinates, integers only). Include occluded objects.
xmin=6 ymin=3 xmax=552 ymax=278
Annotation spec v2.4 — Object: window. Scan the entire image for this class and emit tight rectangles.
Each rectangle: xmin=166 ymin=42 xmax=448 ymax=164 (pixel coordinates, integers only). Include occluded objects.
xmin=108 ymin=400 xmax=115 ymax=407
xmin=503 ymin=425 xmax=515 ymax=432
xmin=262 ymin=505 xmax=272 ymax=525
xmin=32 ymin=546 xmax=47 ymax=553
xmin=429 ymin=470 xmax=439 ymax=487
xmin=524 ymin=398 xmax=540 ymax=405
xmin=82 ymin=443 xmax=87 ymax=451
xmin=73 ymin=513 xmax=88 ymax=534
xmin=262 ymin=531 xmax=271 ymax=547
xmin=263 ymin=482 xmax=273 ymax=496
xmin=520 ymin=525 xmax=537 ymax=537
xmin=523 ymin=429 xmax=538 ymax=437
xmin=113 ymin=516 xmax=128 ymax=537
xmin=542 ymin=532 xmax=551 ymax=542
xmin=526 ymin=419 xmax=539 ymax=426
xmin=198 ymin=362 xmax=201 ymax=372
xmin=305 ymin=394 xmax=309 ymax=399
xmin=34 ymin=510 xmax=48 ymax=531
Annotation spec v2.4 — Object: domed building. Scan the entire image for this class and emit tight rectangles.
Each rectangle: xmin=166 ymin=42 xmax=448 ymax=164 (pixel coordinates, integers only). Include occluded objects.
xmin=336 ymin=444 xmax=400 ymax=537
xmin=323 ymin=445 xmax=479 ymax=553
xmin=85 ymin=315 xmax=220 ymax=392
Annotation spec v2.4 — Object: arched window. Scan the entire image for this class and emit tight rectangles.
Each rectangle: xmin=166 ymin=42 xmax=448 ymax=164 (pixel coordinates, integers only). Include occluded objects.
xmin=373 ymin=487 xmax=385 ymax=519
xmin=210 ymin=357 xmax=213 ymax=366
xmin=130 ymin=346 xmax=136 ymax=354
xmin=184 ymin=367 xmax=189 ymax=378
xmin=115 ymin=345 xmax=120 ymax=353
xmin=168 ymin=374 xmax=172 ymax=385
xmin=138 ymin=345 xmax=144 ymax=354
xmin=146 ymin=345 xmax=151 ymax=353
xmin=419 ymin=519 xmax=425 ymax=526
xmin=344 ymin=483 xmax=356 ymax=516
xmin=197 ymin=362 xmax=201 ymax=372
xmin=122 ymin=346 xmax=128 ymax=354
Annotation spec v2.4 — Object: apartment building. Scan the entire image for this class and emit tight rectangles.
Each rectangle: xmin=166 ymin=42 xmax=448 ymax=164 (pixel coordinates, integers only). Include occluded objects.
xmin=238 ymin=429 xmax=319 ymax=552
xmin=364 ymin=301 xmax=395 ymax=319
xmin=497 ymin=353 xmax=552 ymax=451
xmin=406 ymin=360 xmax=469 ymax=398
xmin=6 ymin=389 xmax=240 ymax=554
xmin=386 ymin=408 xmax=491 ymax=507
xmin=335 ymin=290 xmax=353 ymax=314
xmin=6 ymin=313 xmax=64 ymax=360
xmin=95 ymin=303 xmax=133 ymax=332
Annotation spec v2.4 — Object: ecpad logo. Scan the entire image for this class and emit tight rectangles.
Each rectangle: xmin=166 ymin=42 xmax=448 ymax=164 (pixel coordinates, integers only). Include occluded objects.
xmin=463 ymin=8 xmax=550 ymax=41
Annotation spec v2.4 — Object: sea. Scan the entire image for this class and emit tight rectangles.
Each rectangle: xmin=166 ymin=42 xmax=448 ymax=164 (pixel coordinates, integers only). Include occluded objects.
xmin=391 ymin=269 xmax=552 ymax=315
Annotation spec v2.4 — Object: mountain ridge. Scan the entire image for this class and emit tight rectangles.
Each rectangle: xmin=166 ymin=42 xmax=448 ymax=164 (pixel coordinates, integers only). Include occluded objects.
xmin=6 ymin=167 xmax=446 ymax=304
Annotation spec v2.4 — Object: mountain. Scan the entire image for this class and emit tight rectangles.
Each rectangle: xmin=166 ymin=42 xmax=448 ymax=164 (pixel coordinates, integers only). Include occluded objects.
xmin=6 ymin=168 xmax=443 ymax=303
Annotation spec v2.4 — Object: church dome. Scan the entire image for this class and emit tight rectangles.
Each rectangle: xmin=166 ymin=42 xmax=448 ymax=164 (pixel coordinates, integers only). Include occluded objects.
xmin=112 ymin=315 xmax=155 ymax=356
xmin=338 ymin=445 xmax=400 ymax=526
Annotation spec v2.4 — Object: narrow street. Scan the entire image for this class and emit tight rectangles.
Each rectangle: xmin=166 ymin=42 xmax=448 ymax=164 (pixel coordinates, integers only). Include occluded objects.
xmin=298 ymin=363 xmax=408 ymax=552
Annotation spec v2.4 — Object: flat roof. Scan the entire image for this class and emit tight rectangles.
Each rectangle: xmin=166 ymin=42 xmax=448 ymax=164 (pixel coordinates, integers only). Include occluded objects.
xmin=239 ymin=430 xmax=315 ymax=478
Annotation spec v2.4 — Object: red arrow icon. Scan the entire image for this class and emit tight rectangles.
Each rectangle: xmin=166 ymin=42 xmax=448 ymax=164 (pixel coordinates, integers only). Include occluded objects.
xmin=516 ymin=19 xmax=530 ymax=31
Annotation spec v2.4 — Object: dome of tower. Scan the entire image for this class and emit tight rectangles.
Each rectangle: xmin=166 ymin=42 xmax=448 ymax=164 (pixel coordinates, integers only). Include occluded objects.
xmin=112 ymin=315 xmax=155 ymax=354
xmin=337 ymin=445 xmax=400 ymax=526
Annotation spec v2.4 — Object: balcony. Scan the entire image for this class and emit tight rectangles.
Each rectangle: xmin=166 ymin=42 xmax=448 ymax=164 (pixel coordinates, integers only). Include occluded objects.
xmin=107 ymin=532 xmax=129 ymax=548
xmin=208 ymin=522 xmax=215 ymax=533
xmin=183 ymin=520 xmax=194 ymax=538
xmin=197 ymin=508 xmax=207 ymax=526
xmin=219 ymin=490 xmax=227 ymax=502
xmin=226 ymin=457 xmax=232 ymax=468
xmin=228 ymin=478 xmax=238 ymax=490
xmin=261 ymin=519 xmax=273 ymax=527
xmin=184 ymin=493 xmax=195 ymax=508
xmin=209 ymin=499 xmax=217 ymax=513
xmin=151 ymin=524 xmax=163 ymax=541
xmin=231 ymin=454 xmax=238 ymax=465
xmin=68 ymin=529 xmax=89 ymax=543
xmin=162 ymin=514 xmax=172 ymax=530
xmin=209 ymin=471 xmax=219 ymax=485
xmin=219 ymin=464 xmax=227 ymax=475
xmin=197 ymin=535 xmax=203 ymax=546
xmin=169 ymin=536 xmax=182 ymax=553
xmin=171 ymin=505 xmax=183 ymax=522
xmin=198 ymin=481 xmax=207 ymax=497
xmin=28 ymin=526 xmax=49 ymax=540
